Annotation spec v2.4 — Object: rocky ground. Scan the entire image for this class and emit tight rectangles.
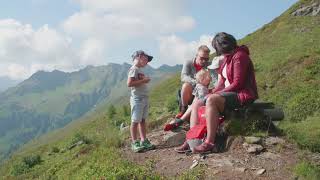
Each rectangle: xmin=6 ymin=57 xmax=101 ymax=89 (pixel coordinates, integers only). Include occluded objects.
xmin=121 ymin=126 xmax=308 ymax=180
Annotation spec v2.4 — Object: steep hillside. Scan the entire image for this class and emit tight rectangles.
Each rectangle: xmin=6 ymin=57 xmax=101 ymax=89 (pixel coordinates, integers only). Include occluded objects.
xmin=239 ymin=0 xmax=320 ymax=151
xmin=0 ymin=73 xmax=183 ymax=179
xmin=0 ymin=63 xmax=181 ymax=162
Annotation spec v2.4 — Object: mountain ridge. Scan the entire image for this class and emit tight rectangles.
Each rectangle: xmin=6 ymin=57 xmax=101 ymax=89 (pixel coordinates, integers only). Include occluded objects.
xmin=0 ymin=63 xmax=182 ymax=162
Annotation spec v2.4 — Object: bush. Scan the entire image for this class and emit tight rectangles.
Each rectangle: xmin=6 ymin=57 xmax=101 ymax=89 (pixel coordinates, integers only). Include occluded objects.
xmin=70 ymin=132 xmax=91 ymax=145
xmin=23 ymin=154 xmax=42 ymax=168
xmin=122 ymin=105 xmax=130 ymax=117
xmin=51 ymin=146 xmax=60 ymax=153
xmin=107 ymin=105 xmax=116 ymax=119
xmin=11 ymin=154 xmax=42 ymax=176
xmin=11 ymin=162 xmax=30 ymax=176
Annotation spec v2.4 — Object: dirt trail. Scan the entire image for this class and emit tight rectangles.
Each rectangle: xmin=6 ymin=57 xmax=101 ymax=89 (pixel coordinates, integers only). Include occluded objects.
xmin=122 ymin=128 xmax=302 ymax=179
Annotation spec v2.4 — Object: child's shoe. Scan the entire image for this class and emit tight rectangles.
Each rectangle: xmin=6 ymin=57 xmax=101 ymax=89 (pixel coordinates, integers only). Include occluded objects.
xmin=131 ymin=140 xmax=144 ymax=153
xmin=163 ymin=118 xmax=184 ymax=131
xmin=140 ymin=139 xmax=155 ymax=151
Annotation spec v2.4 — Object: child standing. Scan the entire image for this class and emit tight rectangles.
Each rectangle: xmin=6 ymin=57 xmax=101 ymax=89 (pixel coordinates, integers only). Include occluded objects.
xmin=127 ymin=50 xmax=155 ymax=153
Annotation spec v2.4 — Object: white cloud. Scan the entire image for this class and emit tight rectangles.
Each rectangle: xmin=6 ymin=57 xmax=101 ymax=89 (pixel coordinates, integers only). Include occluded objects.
xmin=0 ymin=19 xmax=80 ymax=80
xmin=0 ymin=1 xmax=198 ymax=79
xmin=63 ymin=0 xmax=195 ymax=43
xmin=158 ymin=34 xmax=214 ymax=65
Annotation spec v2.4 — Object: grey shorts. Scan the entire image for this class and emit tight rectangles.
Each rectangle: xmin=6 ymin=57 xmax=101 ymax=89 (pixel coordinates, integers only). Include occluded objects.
xmin=218 ymin=92 xmax=241 ymax=111
xmin=130 ymin=96 xmax=149 ymax=123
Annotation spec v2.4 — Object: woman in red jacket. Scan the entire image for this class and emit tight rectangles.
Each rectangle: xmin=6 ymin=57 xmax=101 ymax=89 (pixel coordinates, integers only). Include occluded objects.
xmin=177 ymin=32 xmax=258 ymax=153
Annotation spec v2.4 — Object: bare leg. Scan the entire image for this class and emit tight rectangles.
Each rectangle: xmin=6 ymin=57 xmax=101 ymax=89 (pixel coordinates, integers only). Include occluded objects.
xmin=138 ymin=119 xmax=146 ymax=142
xmin=130 ymin=122 xmax=139 ymax=142
xmin=190 ymin=98 xmax=204 ymax=128
xmin=180 ymin=106 xmax=191 ymax=120
xmin=181 ymin=83 xmax=193 ymax=110
xmin=177 ymin=97 xmax=199 ymax=122
xmin=205 ymin=94 xmax=225 ymax=143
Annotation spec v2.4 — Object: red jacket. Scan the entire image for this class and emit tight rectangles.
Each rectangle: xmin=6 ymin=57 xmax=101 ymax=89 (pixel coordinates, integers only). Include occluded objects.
xmin=213 ymin=45 xmax=258 ymax=105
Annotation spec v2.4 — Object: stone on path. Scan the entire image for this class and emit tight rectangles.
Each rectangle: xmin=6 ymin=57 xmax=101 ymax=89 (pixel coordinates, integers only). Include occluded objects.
xmin=256 ymin=168 xmax=266 ymax=175
xmin=244 ymin=136 xmax=262 ymax=144
xmin=190 ymin=161 xmax=199 ymax=169
xmin=163 ymin=130 xmax=186 ymax=147
xmin=234 ymin=167 xmax=246 ymax=173
xmin=265 ymin=137 xmax=285 ymax=146
xmin=243 ymin=143 xmax=264 ymax=154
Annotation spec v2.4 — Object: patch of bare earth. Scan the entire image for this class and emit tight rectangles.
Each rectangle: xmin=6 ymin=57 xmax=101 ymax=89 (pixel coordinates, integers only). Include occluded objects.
xmin=121 ymin=128 xmax=300 ymax=179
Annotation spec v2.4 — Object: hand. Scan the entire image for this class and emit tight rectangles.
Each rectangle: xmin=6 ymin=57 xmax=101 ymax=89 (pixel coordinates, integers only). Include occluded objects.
xmin=143 ymin=76 xmax=151 ymax=83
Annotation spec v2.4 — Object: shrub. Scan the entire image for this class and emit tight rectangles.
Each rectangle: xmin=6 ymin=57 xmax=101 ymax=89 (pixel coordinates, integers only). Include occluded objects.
xmin=107 ymin=105 xmax=116 ymax=119
xmin=23 ymin=154 xmax=42 ymax=168
xmin=122 ymin=105 xmax=130 ymax=117
xmin=11 ymin=162 xmax=29 ymax=176
xmin=70 ymin=132 xmax=91 ymax=145
xmin=51 ymin=146 xmax=60 ymax=153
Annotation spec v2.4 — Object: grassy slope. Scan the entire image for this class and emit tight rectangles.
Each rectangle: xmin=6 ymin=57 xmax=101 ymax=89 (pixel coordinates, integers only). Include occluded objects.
xmin=0 ymin=74 xmax=185 ymax=179
xmin=239 ymin=0 xmax=320 ymax=151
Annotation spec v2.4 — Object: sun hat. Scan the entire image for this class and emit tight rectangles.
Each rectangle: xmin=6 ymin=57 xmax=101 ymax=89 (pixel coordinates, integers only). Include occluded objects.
xmin=132 ymin=50 xmax=153 ymax=62
xmin=208 ymin=55 xmax=224 ymax=69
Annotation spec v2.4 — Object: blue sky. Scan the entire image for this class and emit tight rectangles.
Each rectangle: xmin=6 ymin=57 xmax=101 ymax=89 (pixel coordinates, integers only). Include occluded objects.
xmin=0 ymin=0 xmax=298 ymax=80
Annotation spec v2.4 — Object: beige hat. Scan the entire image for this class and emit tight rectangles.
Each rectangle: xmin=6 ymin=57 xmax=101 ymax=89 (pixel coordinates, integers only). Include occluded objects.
xmin=208 ymin=55 xmax=224 ymax=69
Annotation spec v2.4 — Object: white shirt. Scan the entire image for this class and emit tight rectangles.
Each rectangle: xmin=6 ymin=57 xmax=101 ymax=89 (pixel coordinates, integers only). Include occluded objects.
xmin=222 ymin=64 xmax=230 ymax=87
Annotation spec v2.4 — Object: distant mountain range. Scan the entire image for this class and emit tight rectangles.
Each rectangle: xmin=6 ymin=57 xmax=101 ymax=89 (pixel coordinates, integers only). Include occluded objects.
xmin=0 ymin=76 xmax=20 ymax=92
xmin=0 ymin=63 xmax=182 ymax=162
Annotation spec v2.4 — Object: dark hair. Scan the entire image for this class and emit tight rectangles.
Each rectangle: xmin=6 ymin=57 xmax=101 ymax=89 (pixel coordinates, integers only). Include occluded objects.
xmin=212 ymin=32 xmax=237 ymax=55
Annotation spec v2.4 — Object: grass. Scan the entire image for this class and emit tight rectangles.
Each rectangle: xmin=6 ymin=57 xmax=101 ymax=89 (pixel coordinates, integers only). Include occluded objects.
xmin=280 ymin=113 xmax=320 ymax=152
xmin=0 ymin=108 xmax=162 ymax=179
xmin=294 ymin=161 xmax=320 ymax=180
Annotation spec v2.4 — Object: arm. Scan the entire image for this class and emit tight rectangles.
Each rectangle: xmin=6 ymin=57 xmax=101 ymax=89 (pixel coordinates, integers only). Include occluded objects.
xmin=213 ymin=74 xmax=225 ymax=93
xmin=127 ymin=77 xmax=149 ymax=87
xmin=197 ymin=86 xmax=209 ymax=100
xmin=127 ymin=67 xmax=150 ymax=87
xmin=218 ymin=53 xmax=249 ymax=93
xmin=181 ymin=60 xmax=196 ymax=85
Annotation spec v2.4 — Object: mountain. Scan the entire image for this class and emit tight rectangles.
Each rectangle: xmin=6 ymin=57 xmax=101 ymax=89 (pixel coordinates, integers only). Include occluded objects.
xmin=0 ymin=63 xmax=182 ymax=162
xmin=0 ymin=76 xmax=20 ymax=92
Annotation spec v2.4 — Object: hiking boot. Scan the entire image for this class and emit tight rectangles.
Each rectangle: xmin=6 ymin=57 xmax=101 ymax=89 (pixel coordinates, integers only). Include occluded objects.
xmin=163 ymin=118 xmax=184 ymax=131
xmin=131 ymin=140 xmax=144 ymax=153
xmin=174 ymin=141 xmax=191 ymax=153
xmin=192 ymin=142 xmax=215 ymax=154
xmin=140 ymin=139 xmax=155 ymax=151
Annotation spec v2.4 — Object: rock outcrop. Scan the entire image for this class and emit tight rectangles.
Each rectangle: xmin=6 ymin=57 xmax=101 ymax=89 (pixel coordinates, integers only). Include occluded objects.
xmin=292 ymin=2 xmax=320 ymax=16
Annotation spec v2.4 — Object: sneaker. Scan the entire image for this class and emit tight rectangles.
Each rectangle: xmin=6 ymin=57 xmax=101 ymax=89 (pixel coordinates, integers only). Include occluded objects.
xmin=192 ymin=142 xmax=215 ymax=154
xmin=175 ymin=112 xmax=184 ymax=118
xmin=131 ymin=140 xmax=144 ymax=153
xmin=163 ymin=118 xmax=184 ymax=131
xmin=174 ymin=141 xmax=191 ymax=153
xmin=140 ymin=139 xmax=155 ymax=151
